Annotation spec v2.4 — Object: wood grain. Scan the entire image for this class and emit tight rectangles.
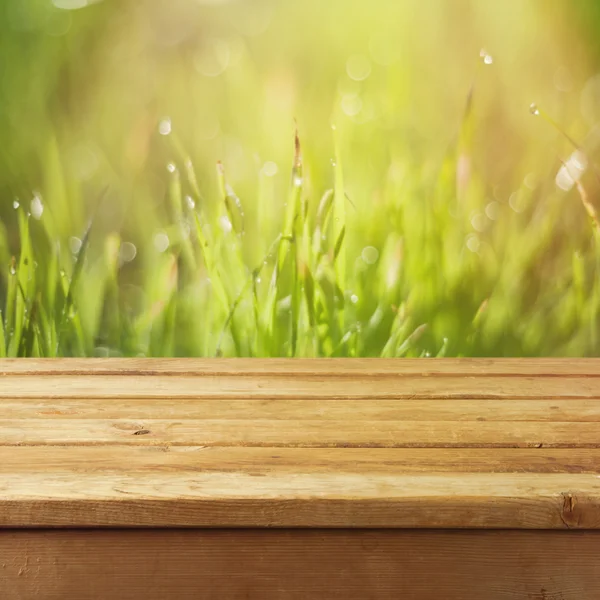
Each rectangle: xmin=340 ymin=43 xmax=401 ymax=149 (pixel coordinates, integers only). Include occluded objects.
xmin=2 ymin=446 xmax=599 ymax=474
xmin=1 ymin=470 xmax=600 ymax=527
xmin=1 ymin=374 xmax=599 ymax=398
xmin=3 ymin=397 xmax=600 ymax=421
xmin=0 ymin=418 xmax=599 ymax=447
xmin=1 ymin=529 xmax=599 ymax=600
xmin=1 ymin=357 xmax=599 ymax=375
xmin=2 ymin=359 xmax=600 ymax=530
xmin=1 ymin=446 xmax=600 ymax=528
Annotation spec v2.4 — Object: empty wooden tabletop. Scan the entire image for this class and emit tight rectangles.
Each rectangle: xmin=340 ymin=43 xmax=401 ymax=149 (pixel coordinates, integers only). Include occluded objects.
xmin=1 ymin=358 xmax=599 ymax=528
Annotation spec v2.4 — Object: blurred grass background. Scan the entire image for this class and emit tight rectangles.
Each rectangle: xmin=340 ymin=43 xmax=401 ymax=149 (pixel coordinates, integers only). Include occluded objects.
xmin=1 ymin=0 xmax=600 ymax=357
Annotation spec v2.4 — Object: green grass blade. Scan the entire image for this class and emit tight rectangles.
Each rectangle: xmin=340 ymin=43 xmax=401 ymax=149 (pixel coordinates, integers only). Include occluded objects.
xmin=0 ymin=310 xmax=6 ymax=358
xmin=332 ymin=125 xmax=346 ymax=295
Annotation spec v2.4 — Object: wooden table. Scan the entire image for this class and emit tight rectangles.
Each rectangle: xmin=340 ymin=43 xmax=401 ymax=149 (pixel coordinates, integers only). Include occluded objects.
xmin=1 ymin=359 xmax=599 ymax=599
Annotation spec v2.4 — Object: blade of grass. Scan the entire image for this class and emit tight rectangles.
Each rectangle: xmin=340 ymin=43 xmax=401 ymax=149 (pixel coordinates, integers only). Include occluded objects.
xmin=0 ymin=310 xmax=5 ymax=358
xmin=56 ymin=217 xmax=93 ymax=355
xmin=332 ymin=124 xmax=346 ymax=299
xmin=168 ymin=163 xmax=197 ymax=271
xmin=263 ymin=125 xmax=303 ymax=350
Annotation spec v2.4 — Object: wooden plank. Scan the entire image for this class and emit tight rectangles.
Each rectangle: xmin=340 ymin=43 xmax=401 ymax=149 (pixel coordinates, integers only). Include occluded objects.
xmin=1 ymin=357 xmax=599 ymax=376
xmin=0 ymin=374 xmax=599 ymax=398
xmin=1 ymin=471 xmax=600 ymax=527
xmin=1 ymin=446 xmax=599 ymax=475
xmin=3 ymin=397 xmax=600 ymax=421
xmin=1 ymin=359 xmax=599 ymax=532
xmin=1 ymin=529 xmax=600 ymax=600
xmin=0 ymin=418 xmax=599 ymax=447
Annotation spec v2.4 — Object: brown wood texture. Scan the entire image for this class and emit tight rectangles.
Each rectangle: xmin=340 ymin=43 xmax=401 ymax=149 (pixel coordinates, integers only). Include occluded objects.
xmin=1 ymin=357 xmax=600 ymax=375
xmin=2 ymin=374 xmax=600 ymax=398
xmin=1 ymin=359 xmax=600 ymax=528
xmin=1 ymin=529 xmax=599 ymax=600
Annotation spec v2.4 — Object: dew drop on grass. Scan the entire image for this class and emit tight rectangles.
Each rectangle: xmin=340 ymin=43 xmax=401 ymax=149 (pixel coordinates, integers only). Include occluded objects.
xmin=30 ymin=194 xmax=44 ymax=219
xmin=471 ymin=213 xmax=487 ymax=232
xmin=153 ymin=232 xmax=170 ymax=253
xmin=524 ymin=173 xmax=538 ymax=190
xmin=185 ymin=195 xmax=195 ymax=210
xmin=346 ymin=54 xmax=371 ymax=81
xmin=158 ymin=118 xmax=172 ymax=136
xmin=479 ymin=49 xmax=493 ymax=65
xmin=485 ymin=201 xmax=500 ymax=221
xmin=554 ymin=151 xmax=588 ymax=193
xmin=167 ymin=163 xmax=177 ymax=173
xmin=293 ymin=174 xmax=303 ymax=187
xmin=350 ymin=294 xmax=359 ymax=304
xmin=119 ymin=242 xmax=137 ymax=263
xmin=12 ymin=200 xmax=19 ymax=209
xmin=509 ymin=191 xmax=526 ymax=213
xmin=9 ymin=264 xmax=16 ymax=276
xmin=361 ymin=246 xmax=379 ymax=265
xmin=219 ymin=215 xmax=233 ymax=233
xmin=262 ymin=161 xmax=278 ymax=177
xmin=69 ymin=237 xmax=82 ymax=255
xmin=530 ymin=103 xmax=540 ymax=116
xmin=571 ymin=149 xmax=588 ymax=171
xmin=466 ymin=234 xmax=480 ymax=253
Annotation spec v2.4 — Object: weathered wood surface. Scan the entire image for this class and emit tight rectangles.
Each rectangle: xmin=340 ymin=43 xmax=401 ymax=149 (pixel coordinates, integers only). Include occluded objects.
xmin=1 ymin=374 xmax=599 ymax=397
xmin=1 ymin=357 xmax=600 ymax=375
xmin=1 ymin=359 xmax=600 ymax=528
xmin=1 ymin=529 xmax=600 ymax=600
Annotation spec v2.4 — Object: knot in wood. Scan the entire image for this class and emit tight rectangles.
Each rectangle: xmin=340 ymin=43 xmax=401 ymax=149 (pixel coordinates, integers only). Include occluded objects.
xmin=560 ymin=492 xmax=581 ymax=529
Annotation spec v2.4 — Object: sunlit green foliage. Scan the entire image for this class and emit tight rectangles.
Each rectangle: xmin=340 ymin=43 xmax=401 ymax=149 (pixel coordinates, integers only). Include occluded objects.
xmin=1 ymin=0 xmax=600 ymax=356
